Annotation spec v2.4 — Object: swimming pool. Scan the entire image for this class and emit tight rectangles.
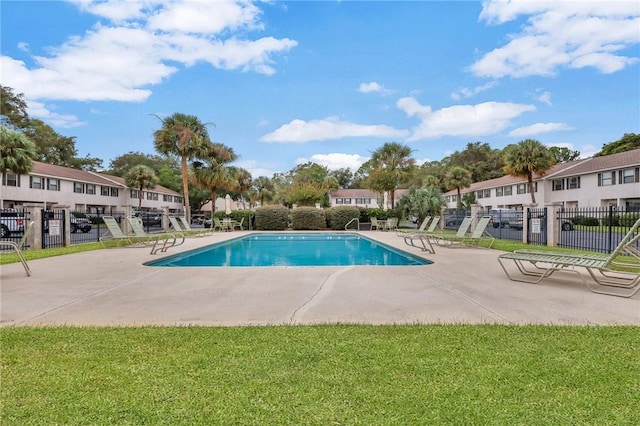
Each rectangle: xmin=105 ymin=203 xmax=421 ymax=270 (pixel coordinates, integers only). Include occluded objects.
xmin=146 ymin=233 xmax=431 ymax=267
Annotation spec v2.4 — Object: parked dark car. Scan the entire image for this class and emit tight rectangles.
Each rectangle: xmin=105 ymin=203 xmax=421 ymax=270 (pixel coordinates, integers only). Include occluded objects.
xmin=444 ymin=214 xmax=468 ymax=227
xmin=70 ymin=213 xmax=92 ymax=233
xmin=134 ymin=212 xmax=162 ymax=226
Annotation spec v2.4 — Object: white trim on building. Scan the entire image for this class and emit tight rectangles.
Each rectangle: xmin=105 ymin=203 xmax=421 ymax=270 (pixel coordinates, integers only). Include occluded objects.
xmin=1 ymin=161 xmax=184 ymax=213
xmin=444 ymin=149 xmax=640 ymax=210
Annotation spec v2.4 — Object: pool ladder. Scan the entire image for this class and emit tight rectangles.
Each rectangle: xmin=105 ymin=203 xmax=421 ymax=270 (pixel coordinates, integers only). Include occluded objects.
xmin=345 ymin=218 xmax=360 ymax=231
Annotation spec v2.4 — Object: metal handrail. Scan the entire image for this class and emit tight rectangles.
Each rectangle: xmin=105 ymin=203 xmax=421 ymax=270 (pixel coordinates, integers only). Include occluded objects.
xmin=345 ymin=218 xmax=360 ymax=231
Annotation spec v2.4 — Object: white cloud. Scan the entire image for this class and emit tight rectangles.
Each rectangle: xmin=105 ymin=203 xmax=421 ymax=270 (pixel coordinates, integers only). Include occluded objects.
xmin=235 ymin=160 xmax=276 ymax=178
xmin=396 ymin=97 xmax=536 ymax=140
xmin=359 ymin=82 xmax=382 ymax=93
xmin=358 ymin=81 xmax=393 ymax=95
xmin=2 ymin=1 xmax=297 ymax=102
xmin=535 ymin=90 xmax=552 ymax=106
xmin=473 ymin=1 xmax=640 ymax=78
xmin=450 ymin=81 xmax=496 ymax=100
xmin=295 ymin=153 xmax=369 ymax=171
xmin=27 ymin=100 xmax=86 ymax=128
xmin=509 ymin=122 xmax=573 ymax=137
xmin=260 ymin=117 xmax=409 ymax=143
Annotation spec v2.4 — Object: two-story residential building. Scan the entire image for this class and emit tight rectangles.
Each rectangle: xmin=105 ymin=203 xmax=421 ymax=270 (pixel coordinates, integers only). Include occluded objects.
xmin=444 ymin=148 xmax=640 ymax=210
xmin=329 ymin=188 xmax=408 ymax=210
xmin=1 ymin=161 xmax=184 ymax=213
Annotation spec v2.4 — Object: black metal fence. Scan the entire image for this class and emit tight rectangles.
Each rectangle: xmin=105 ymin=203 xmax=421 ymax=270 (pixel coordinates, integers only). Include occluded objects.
xmin=527 ymin=207 xmax=547 ymax=247
xmin=0 ymin=208 xmax=31 ymax=250
xmin=558 ymin=206 xmax=640 ymax=253
xmin=42 ymin=209 xmax=66 ymax=249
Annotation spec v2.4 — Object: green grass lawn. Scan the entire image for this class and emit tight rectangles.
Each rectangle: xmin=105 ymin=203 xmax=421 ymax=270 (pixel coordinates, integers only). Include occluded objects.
xmin=2 ymin=325 xmax=639 ymax=425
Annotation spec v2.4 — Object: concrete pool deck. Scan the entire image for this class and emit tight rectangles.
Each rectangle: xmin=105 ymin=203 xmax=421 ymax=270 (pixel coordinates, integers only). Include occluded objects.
xmin=1 ymin=230 xmax=639 ymax=326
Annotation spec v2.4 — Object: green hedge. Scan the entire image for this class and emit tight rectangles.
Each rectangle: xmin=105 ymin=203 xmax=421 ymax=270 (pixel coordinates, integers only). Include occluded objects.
xmin=254 ymin=206 xmax=290 ymax=230
xmin=326 ymin=206 xmax=360 ymax=230
xmin=618 ymin=212 xmax=640 ymax=227
xmin=290 ymin=207 xmax=327 ymax=230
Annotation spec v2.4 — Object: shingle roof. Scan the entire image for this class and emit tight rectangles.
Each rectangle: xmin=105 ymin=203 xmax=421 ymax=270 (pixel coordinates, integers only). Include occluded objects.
xmin=444 ymin=149 xmax=640 ymax=195
xmin=30 ymin=161 xmax=180 ymax=195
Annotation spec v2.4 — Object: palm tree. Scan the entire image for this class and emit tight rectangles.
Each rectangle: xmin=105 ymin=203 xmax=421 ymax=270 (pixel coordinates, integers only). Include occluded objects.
xmin=0 ymin=126 xmax=36 ymax=207
xmin=228 ymin=167 xmax=252 ymax=209
xmin=367 ymin=142 xmax=415 ymax=209
xmin=190 ymin=142 xmax=237 ymax=214
xmin=124 ymin=165 xmax=159 ymax=210
xmin=503 ymin=139 xmax=556 ymax=204
xmin=444 ymin=166 xmax=472 ymax=208
xmin=252 ymin=176 xmax=275 ymax=207
xmin=153 ymin=113 xmax=211 ymax=220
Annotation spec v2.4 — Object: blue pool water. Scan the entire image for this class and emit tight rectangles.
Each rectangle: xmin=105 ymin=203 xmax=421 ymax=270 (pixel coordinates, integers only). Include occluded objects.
xmin=146 ymin=233 xmax=431 ymax=267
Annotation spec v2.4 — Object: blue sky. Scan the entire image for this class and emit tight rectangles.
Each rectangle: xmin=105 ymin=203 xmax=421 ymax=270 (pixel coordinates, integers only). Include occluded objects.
xmin=2 ymin=1 xmax=639 ymax=178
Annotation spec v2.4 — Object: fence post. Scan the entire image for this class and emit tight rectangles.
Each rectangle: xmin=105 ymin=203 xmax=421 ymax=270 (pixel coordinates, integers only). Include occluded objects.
xmin=23 ymin=203 xmax=44 ymax=250
xmin=470 ymin=204 xmax=481 ymax=229
xmin=52 ymin=205 xmax=71 ymax=247
xmin=522 ymin=203 xmax=536 ymax=244
xmin=162 ymin=206 xmax=170 ymax=231
xmin=546 ymin=202 xmax=563 ymax=247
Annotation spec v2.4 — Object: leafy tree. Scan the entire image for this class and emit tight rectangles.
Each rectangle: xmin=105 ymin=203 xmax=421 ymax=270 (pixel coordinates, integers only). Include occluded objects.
xmin=0 ymin=85 xmax=29 ymax=129
xmin=1 ymin=126 xmax=36 ymax=206
xmin=503 ymin=139 xmax=556 ymax=204
xmin=283 ymin=182 xmax=327 ymax=207
xmin=365 ymin=142 xmax=415 ymax=208
xmin=329 ymin=168 xmax=354 ymax=189
xmin=108 ymin=152 xmax=177 ymax=176
xmin=448 ymin=142 xmax=504 ymax=182
xmin=153 ymin=113 xmax=212 ymax=220
xmin=595 ymin=133 xmax=640 ymax=156
xmin=156 ymin=165 xmax=182 ymax=192
xmin=422 ymin=175 xmax=441 ymax=188
xmin=396 ymin=186 xmax=445 ymax=225
xmin=190 ymin=142 xmax=237 ymax=213
xmin=124 ymin=165 xmax=159 ymax=210
xmin=549 ymin=146 xmax=580 ymax=163
xmin=444 ymin=166 xmax=472 ymax=208
xmin=251 ymin=176 xmax=275 ymax=207
xmin=292 ymin=162 xmax=330 ymax=184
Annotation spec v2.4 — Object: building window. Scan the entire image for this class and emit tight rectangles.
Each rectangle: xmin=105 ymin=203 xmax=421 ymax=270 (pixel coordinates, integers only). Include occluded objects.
xmin=496 ymin=187 xmax=503 ymax=197
xmin=504 ymin=186 xmax=512 ymax=196
xmin=131 ymin=190 xmax=139 ymax=199
xmin=3 ymin=172 xmax=20 ymax=187
xmin=174 ymin=196 xmax=183 ymax=204
xmin=86 ymin=184 xmax=96 ymax=195
xmin=110 ymin=188 xmax=119 ymax=197
xmin=517 ymin=183 xmax=527 ymax=194
xmin=567 ymin=176 xmax=580 ymax=189
xmin=163 ymin=194 xmax=172 ymax=202
xmin=47 ymin=179 xmax=60 ymax=191
xmin=74 ymin=182 xmax=84 ymax=193
xmin=355 ymin=198 xmax=371 ymax=204
xmin=335 ymin=198 xmax=343 ymax=204
xmin=475 ymin=191 xmax=483 ymax=199
xmin=598 ymin=172 xmax=615 ymax=186
xmin=343 ymin=198 xmax=351 ymax=204
xmin=101 ymin=186 xmax=110 ymax=196
xmin=483 ymin=189 xmax=491 ymax=198
xmin=621 ymin=168 xmax=639 ymax=184
xmin=552 ymin=179 xmax=565 ymax=191
xmin=30 ymin=176 xmax=43 ymax=189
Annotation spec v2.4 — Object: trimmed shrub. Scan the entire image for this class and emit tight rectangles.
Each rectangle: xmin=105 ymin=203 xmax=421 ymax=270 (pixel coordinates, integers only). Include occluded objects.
xmin=254 ymin=206 xmax=290 ymax=230
xmin=290 ymin=207 xmax=327 ymax=230
xmin=571 ymin=215 xmax=600 ymax=226
xmin=618 ymin=212 xmax=640 ymax=227
xmin=326 ymin=206 xmax=360 ymax=230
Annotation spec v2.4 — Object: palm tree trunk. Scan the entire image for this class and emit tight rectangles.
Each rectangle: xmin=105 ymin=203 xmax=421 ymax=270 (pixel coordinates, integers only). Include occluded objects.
xmin=528 ymin=174 xmax=537 ymax=204
xmin=181 ymin=155 xmax=190 ymax=221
